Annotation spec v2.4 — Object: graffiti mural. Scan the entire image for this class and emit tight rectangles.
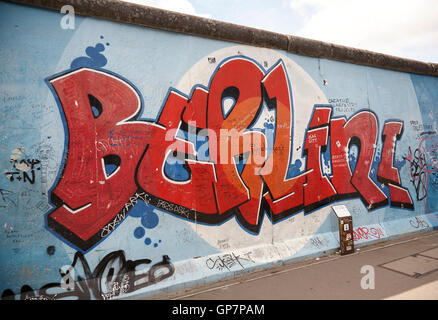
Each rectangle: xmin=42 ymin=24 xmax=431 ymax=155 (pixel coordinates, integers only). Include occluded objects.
xmin=1 ymin=1 xmax=438 ymax=300
xmin=46 ymin=56 xmax=413 ymax=252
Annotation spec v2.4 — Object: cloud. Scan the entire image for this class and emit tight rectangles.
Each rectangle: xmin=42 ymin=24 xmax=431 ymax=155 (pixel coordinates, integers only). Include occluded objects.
xmin=289 ymin=0 xmax=438 ymax=62
xmin=122 ymin=0 xmax=212 ymax=18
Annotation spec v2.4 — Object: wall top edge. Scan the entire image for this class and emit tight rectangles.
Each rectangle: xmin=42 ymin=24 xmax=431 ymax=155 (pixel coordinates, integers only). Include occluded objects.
xmin=6 ymin=0 xmax=438 ymax=77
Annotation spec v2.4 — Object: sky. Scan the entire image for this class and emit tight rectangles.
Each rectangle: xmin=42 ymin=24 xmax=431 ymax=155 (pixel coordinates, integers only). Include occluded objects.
xmin=123 ymin=0 xmax=438 ymax=64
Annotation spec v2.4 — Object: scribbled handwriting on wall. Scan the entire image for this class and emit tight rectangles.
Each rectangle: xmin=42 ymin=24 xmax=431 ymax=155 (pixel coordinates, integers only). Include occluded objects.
xmin=46 ymin=56 xmax=413 ymax=251
xmin=1 ymin=250 xmax=174 ymax=300
xmin=206 ymin=252 xmax=255 ymax=271
xmin=404 ymin=134 xmax=438 ymax=212
xmin=5 ymin=152 xmax=41 ymax=184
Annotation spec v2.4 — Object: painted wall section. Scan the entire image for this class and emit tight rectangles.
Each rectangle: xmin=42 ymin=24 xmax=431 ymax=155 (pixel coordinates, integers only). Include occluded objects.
xmin=1 ymin=2 xmax=438 ymax=300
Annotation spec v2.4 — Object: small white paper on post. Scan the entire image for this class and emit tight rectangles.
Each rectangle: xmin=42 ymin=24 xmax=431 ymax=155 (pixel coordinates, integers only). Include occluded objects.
xmin=332 ymin=205 xmax=351 ymax=218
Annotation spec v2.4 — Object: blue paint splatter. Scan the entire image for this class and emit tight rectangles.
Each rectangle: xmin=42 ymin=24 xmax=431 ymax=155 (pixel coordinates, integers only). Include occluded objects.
xmin=71 ymin=43 xmax=107 ymax=69
xmin=133 ymin=226 xmax=145 ymax=239
xmin=128 ymin=200 xmax=148 ymax=218
xmin=141 ymin=209 xmax=159 ymax=229
xmin=129 ymin=201 xmax=161 ymax=246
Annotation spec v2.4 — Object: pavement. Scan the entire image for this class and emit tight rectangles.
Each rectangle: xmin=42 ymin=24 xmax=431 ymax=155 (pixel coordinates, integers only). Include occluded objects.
xmin=149 ymin=229 xmax=438 ymax=300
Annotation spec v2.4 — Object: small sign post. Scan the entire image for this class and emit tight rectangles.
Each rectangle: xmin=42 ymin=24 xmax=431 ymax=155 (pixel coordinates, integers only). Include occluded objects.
xmin=332 ymin=205 xmax=354 ymax=255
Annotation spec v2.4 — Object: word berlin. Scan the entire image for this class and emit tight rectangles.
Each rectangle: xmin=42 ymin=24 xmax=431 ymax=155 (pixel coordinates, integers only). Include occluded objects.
xmin=46 ymin=56 xmax=413 ymax=251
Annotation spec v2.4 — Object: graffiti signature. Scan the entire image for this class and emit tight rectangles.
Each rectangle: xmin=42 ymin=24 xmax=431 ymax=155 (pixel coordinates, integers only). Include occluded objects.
xmin=353 ymin=227 xmax=385 ymax=241
xmin=1 ymin=250 xmax=174 ymax=300
xmin=205 ymin=252 xmax=254 ymax=271
xmin=404 ymin=135 xmax=438 ymax=211
xmin=409 ymin=216 xmax=429 ymax=229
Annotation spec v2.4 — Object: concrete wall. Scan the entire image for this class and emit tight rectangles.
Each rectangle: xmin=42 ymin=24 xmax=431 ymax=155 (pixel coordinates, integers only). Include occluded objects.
xmin=1 ymin=0 xmax=438 ymax=300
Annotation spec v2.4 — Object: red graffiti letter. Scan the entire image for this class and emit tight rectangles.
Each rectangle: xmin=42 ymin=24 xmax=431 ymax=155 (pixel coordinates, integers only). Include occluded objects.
xmin=303 ymin=107 xmax=337 ymax=210
xmin=207 ymin=57 xmax=265 ymax=221
xmin=136 ymin=90 xmax=218 ymax=217
xmin=377 ymin=121 xmax=413 ymax=208
xmin=330 ymin=117 xmax=358 ymax=197
xmin=47 ymin=68 xmax=149 ymax=251
xmin=330 ymin=111 xmax=388 ymax=209
xmin=261 ymin=61 xmax=308 ymax=217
